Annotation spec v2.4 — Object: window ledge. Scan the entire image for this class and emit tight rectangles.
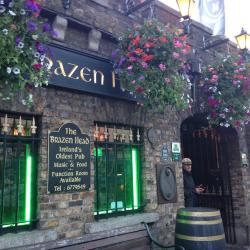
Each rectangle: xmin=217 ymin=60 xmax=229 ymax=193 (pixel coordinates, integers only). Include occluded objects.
xmin=0 ymin=229 xmax=57 ymax=250
xmin=85 ymin=212 xmax=160 ymax=234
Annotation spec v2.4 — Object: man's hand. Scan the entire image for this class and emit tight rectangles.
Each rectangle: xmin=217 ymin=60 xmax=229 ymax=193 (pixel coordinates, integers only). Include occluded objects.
xmin=195 ymin=185 xmax=205 ymax=194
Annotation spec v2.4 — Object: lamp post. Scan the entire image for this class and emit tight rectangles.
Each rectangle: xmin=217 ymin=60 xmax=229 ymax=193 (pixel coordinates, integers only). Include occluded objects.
xmin=235 ymin=28 xmax=250 ymax=61
xmin=176 ymin=0 xmax=195 ymax=34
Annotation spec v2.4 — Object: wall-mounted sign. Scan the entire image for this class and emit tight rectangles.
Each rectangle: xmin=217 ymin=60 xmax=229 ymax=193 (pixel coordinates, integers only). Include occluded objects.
xmin=172 ymin=142 xmax=181 ymax=161
xmin=46 ymin=44 xmax=136 ymax=102
xmin=48 ymin=123 xmax=90 ymax=193
xmin=161 ymin=144 xmax=168 ymax=161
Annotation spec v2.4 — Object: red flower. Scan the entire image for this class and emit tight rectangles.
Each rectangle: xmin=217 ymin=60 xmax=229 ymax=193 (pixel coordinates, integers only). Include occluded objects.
xmin=180 ymin=35 xmax=187 ymax=41
xmin=33 ymin=63 xmax=42 ymax=70
xmin=134 ymin=48 xmax=143 ymax=55
xmin=136 ymin=86 xmax=144 ymax=93
xmin=159 ymin=36 xmax=168 ymax=43
xmin=143 ymin=42 xmax=155 ymax=48
xmin=127 ymin=52 xmax=133 ymax=57
xmin=234 ymin=120 xmax=241 ymax=127
xmin=131 ymin=35 xmax=140 ymax=46
xmin=141 ymin=54 xmax=154 ymax=62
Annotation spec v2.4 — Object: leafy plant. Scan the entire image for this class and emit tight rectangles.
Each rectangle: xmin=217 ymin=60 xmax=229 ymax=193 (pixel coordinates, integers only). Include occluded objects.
xmin=200 ymin=55 xmax=250 ymax=128
xmin=112 ymin=19 xmax=192 ymax=112
xmin=0 ymin=0 xmax=54 ymax=106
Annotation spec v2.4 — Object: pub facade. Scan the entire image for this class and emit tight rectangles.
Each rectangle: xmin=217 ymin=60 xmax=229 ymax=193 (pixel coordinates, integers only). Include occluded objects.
xmin=0 ymin=1 xmax=250 ymax=249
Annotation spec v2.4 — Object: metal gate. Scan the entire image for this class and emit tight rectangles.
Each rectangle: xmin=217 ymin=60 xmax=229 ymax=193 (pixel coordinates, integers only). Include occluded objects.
xmin=181 ymin=116 xmax=236 ymax=244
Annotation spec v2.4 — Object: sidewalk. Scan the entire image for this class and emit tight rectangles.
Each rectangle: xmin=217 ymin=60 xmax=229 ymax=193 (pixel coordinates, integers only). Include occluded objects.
xmin=227 ymin=244 xmax=250 ymax=250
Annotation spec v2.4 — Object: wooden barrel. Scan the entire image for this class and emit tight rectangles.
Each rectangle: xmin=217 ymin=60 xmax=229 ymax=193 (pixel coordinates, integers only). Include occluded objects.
xmin=175 ymin=207 xmax=226 ymax=250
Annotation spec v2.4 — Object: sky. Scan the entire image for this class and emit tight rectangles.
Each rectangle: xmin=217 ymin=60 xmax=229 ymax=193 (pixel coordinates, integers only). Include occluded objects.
xmin=159 ymin=0 xmax=250 ymax=43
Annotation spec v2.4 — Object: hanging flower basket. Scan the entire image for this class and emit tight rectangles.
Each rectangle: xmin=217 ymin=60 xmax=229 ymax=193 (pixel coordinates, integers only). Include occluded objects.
xmin=200 ymin=55 xmax=250 ymax=128
xmin=0 ymin=0 xmax=54 ymax=106
xmin=112 ymin=19 xmax=192 ymax=112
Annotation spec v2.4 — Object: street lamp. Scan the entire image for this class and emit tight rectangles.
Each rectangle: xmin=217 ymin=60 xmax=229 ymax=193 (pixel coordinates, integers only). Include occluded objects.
xmin=176 ymin=0 xmax=195 ymax=34
xmin=235 ymin=28 xmax=250 ymax=60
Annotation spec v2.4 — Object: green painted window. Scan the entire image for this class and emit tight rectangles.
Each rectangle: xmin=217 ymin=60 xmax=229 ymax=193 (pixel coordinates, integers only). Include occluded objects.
xmin=0 ymin=113 xmax=38 ymax=234
xmin=94 ymin=123 xmax=142 ymax=219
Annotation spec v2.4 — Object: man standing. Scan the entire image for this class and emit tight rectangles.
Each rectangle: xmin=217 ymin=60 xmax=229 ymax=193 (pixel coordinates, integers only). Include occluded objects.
xmin=182 ymin=158 xmax=204 ymax=207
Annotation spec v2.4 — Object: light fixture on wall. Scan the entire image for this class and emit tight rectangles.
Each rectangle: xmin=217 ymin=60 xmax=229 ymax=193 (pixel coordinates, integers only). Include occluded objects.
xmin=176 ymin=0 xmax=195 ymax=34
xmin=235 ymin=28 xmax=250 ymax=60
xmin=62 ymin=0 xmax=71 ymax=10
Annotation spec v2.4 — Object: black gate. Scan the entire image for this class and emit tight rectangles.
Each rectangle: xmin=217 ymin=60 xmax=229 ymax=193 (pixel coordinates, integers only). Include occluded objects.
xmin=181 ymin=116 xmax=236 ymax=244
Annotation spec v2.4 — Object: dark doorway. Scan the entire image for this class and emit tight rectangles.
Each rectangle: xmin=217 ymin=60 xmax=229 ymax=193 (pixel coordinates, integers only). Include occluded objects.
xmin=181 ymin=115 xmax=236 ymax=244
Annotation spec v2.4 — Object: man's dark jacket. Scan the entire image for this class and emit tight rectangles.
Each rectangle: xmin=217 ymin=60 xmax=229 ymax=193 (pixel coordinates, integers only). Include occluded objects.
xmin=183 ymin=169 xmax=197 ymax=207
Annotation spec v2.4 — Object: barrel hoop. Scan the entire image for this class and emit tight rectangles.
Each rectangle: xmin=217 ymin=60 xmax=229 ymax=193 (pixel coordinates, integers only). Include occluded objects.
xmin=178 ymin=211 xmax=220 ymax=217
xmin=176 ymin=233 xmax=225 ymax=241
xmin=176 ymin=218 xmax=222 ymax=225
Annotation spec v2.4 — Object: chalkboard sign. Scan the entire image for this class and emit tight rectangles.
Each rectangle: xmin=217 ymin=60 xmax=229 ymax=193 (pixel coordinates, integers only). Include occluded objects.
xmin=48 ymin=123 xmax=90 ymax=193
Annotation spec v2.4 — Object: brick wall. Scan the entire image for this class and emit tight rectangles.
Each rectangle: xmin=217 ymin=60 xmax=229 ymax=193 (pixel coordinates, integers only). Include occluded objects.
xmin=0 ymin=0 xmax=249 ymax=249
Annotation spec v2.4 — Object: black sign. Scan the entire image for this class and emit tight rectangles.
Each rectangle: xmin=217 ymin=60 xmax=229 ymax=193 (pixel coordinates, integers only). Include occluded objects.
xmin=46 ymin=44 xmax=135 ymax=101
xmin=161 ymin=144 xmax=168 ymax=161
xmin=48 ymin=123 xmax=90 ymax=193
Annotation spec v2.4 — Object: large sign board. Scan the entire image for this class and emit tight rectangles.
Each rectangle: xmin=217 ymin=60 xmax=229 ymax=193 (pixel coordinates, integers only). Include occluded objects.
xmin=48 ymin=123 xmax=90 ymax=193
xmin=46 ymin=44 xmax=135 ymax=101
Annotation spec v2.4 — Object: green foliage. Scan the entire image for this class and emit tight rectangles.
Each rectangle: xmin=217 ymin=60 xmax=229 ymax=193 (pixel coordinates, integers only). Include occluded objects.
xmin=0 ymin=0 xmax=53 ymax=106
xmin=112 ymin=19 xmax=192 ymax=112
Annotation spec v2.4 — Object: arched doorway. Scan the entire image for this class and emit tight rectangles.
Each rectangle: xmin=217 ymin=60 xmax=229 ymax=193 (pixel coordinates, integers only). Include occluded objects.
xmin=181 ymin=114 xmax=236 ymax=244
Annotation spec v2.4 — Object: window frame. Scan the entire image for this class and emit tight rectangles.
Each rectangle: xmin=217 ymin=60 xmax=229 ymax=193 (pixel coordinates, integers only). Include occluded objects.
xmin=0 ymin=112 xmax=40 ymax=235
xmin=93 ymin=122 xmax=143 ymax=220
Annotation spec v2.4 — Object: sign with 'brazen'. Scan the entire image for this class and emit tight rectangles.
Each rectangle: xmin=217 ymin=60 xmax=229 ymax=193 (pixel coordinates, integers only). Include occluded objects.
xmin=48 ymin=123 xmax=90 ymax=193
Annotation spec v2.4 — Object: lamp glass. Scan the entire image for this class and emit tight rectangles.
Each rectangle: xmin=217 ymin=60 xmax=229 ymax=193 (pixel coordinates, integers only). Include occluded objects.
xmin=246 ymin=34 xmax=250 ymax=50
xmin=176 ymin=0 xmax=195 ymax=19
xmin=236 ymin=33 xmax=247 ymax=50
xmin=236 ymin=30 xmax=250 ymax=50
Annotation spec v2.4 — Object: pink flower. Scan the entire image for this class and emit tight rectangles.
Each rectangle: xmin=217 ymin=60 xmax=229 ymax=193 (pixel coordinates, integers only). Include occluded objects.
xmin=208 ymin=97 xmax=219 ymax=107
xmin=127 ymin=65 xmax=133 ymax=70
xmin=181 ymin=48 xmax=189 ymax=55
xmin=164 ymin=78 xmax=171 ymax=84
xmin=129 ymin=57 xmax=137 ymax=62
xmin=159 ymin=63 xmax=166 ymax=71
xmin=141 ymin=62 xmax=148 ymax=68
xmin=172 ymin=52 xmax=180 ymax=59
xmin=173 ymin=37 xmax=183 ymax=48
xmin=210 ymin=75 xmax=218 ymax=83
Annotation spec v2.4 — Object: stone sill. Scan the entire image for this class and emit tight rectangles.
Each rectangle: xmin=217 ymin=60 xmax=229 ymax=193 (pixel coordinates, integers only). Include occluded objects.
xmin=0 ymin=229 xmax=57 ymax=250
xmin=85 ymin=212 xmax=160 ymax=234
xmin=0 ymin=212 xmax=159 ymax=249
